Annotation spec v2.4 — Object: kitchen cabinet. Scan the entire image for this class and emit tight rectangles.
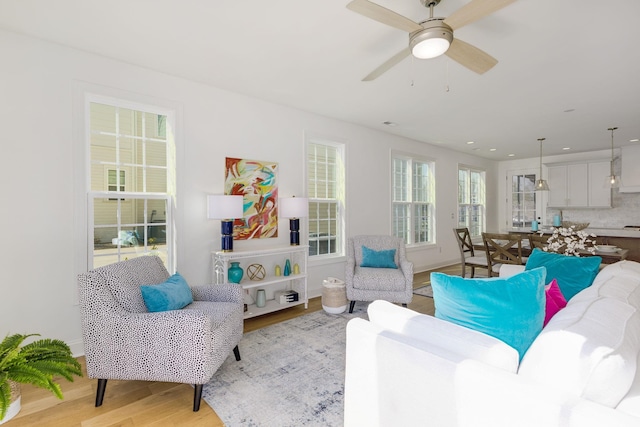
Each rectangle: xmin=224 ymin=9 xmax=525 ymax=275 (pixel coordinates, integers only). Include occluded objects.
xmin=547 ymin=161 xmax=611 ymax=208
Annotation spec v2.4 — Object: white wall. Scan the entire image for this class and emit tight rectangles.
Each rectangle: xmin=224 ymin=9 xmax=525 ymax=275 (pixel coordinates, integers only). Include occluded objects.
xmin=0 ymin=29 xmax=498 ymax=355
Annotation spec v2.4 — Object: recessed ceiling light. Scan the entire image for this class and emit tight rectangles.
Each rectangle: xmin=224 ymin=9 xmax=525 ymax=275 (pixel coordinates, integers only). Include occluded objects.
xmin=466 ymin=141 xmax=475 ymax=145
xmin=508 ymin=154 xmax=515 ymax=157
xmin=631 ymin=139 xmax=640 ymax=142
xmin=382 ymin=121 xmax=397 ymax=126
xmin=562 ymin=147 xmax=571 ymax=150
xmin=489 ymin=148 xmax=497 ymax=152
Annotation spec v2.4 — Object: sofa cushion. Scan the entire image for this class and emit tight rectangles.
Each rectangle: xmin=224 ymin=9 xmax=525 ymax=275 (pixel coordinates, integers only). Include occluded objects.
xmin=544 ymin=279 xmax=567 ymax=326
xmin=431 ymin=267 xmax=546 ymax=360
xmin=519 ymin=297 xmax=640 ymax=407
xmin=525 ymin=249 xmax=601 ymax=301
xmin=360 ymin=246 xmax=397 ymax=269
xmin=103 ymin=255 xmax=170 ymax=313
xmin=573 ymin=261 xmax=640 ymax=310
xmin=352 ymin=266 xmax=406 ymax=291
xmin=140 ymin=272 xmax=193 ymax=312
xmin=367 ymin=300 xmax=519 ymax=372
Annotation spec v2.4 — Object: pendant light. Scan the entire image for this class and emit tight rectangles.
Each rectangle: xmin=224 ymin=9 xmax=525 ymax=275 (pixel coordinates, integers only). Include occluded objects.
xmin=535 ymin=137 xmax=550 ymax=191
xmin=607 ymin=127 xmax=621 ymax=188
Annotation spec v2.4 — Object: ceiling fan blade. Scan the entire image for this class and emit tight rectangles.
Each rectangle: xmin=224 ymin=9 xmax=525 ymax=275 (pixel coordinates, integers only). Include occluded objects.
xmin=445 ymin=38 xmax=497 ymax=74
xmin=347 ymin=0 xmax=422 ymax=33
xmin=362 ymin=47 xmax=411 ymax=81
xmin=444 ymin=0 xmax=516 ymax=30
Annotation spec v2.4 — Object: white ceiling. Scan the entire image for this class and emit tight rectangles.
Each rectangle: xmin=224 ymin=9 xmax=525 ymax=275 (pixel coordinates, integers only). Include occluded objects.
xmin=2 ymin=0 xmax=639 ymax=160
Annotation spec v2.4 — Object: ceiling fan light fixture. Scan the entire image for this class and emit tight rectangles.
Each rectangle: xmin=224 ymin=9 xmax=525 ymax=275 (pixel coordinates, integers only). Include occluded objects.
xmin=409 ymin=20 xmax=453 ymax=59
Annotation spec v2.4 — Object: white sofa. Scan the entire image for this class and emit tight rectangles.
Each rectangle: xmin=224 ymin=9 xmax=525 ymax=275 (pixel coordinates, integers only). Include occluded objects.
xmin=344 ymin=260 xmax=640 ymax=426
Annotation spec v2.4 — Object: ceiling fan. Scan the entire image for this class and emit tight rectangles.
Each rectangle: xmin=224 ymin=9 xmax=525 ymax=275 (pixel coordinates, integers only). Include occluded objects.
xmin=347 ymin=0 xmax=517 ymax=81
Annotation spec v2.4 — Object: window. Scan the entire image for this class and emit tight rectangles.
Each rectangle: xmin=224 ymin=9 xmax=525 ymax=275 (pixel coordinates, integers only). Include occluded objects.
xmin=509 ymin=172 xmax=537 ymax=228
xmin=392 ymin=153 xmax=435 ymax=245
xmin=458 ymin=166 xmax=486 ymax=237
xmin=306 ymin=138 xmax=345 ymax=258
xmin=87 ymin=98 xmax=175 ymax=269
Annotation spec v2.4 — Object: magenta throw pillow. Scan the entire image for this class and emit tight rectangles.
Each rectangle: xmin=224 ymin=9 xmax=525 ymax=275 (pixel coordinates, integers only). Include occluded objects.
xmin=544 ymin=279 xmax=567 ymax=326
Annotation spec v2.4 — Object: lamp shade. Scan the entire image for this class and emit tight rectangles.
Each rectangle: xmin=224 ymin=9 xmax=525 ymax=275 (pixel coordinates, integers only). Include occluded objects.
xmin=409 ymin=21 xmax=453 ymax=59
xmin=280 ymin=197 xmax=309 ymax=219
xmin=207 ymin=195 xmax=244 ymax=219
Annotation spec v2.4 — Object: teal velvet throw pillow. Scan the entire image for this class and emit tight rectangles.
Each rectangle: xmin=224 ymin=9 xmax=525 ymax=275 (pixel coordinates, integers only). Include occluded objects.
xmin=360 ymin=246 xmax=397 ymax=269
xmin=140 ymin=272 xmax=193 ymax=312
xmin=525 ymin=248 xmax=601 ymax=301
xmin=431 ymin=267 xmax=546 ymax=360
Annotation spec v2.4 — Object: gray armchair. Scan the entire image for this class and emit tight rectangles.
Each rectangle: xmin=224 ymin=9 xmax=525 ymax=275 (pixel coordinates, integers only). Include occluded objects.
xmin=77 ymin=255 xmax=243 ymax=412
xmin=345 ymin=235 xmax=413 ymax=313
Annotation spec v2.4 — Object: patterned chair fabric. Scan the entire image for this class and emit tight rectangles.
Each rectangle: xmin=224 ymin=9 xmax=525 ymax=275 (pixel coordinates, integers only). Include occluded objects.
xmin=345 ymin=235 xmax=413 ymax=313
xmin=77 ymin=255 xmax=244 ymax=411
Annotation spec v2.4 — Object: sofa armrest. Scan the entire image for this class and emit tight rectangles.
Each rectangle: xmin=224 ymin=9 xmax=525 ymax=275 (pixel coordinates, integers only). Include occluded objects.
xmin=191 ymin=283 xmax=242 ymax=304
xmin=367 ymin=300 xmax=519 ymax=372
xmin=345 ymin=317 xmax=640 ymax=427
xmin=83 ymin=309 xmax=217 ymax=383
xmin=499 ymin=264 xmax=525 ymax=277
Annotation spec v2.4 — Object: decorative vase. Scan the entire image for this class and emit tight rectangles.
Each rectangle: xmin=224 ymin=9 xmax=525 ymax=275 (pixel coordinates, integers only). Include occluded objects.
xmin=228 ymin=262 xmax=244 ymax=283
xmin=284 ymin=259 xmax=291 ymax=276
xmin=256 ymin=289 xmax=266 ymax=308
xmin=293 ymin=263 xmax=300 ymax=275
xmin=275 ymin=265 xmax=281 ymax=276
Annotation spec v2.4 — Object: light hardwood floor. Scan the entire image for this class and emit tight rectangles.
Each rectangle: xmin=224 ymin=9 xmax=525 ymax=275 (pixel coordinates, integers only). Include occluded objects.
xmin=10 ymin=264 xmax=461 ymax=426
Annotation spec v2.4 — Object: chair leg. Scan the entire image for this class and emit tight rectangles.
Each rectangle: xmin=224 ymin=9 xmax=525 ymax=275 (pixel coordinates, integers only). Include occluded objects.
xmin=193 ymin=384 xmax=203 ymax=412
xmin=349 ymin=300 xmax=356 ymax=313
xmin=470 ymin=266 xmax=475 ymax=278
xmin=402 ymin=303 xmax=407 ymax=308
xmin=95 ymin=379 xmax=107 ymax=407
xmin=233 ymin=345 xmax=241 ymax=361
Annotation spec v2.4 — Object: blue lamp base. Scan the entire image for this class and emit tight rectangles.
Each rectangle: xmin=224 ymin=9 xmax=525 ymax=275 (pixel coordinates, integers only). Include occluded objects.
xmin=221 ymin=220 xmax=234 ymax=252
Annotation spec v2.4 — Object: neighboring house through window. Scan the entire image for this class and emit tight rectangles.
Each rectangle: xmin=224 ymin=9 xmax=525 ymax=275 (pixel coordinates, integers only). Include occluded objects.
xmin=458 ymin=166 xmax=486 ymax=237
xmin=392 ymin=153 xmax=435 ymax=245
xmin=87 ymin=97 xmax=175 ymax=270
xmin=306 ymin=136 xmax=345 ymax=258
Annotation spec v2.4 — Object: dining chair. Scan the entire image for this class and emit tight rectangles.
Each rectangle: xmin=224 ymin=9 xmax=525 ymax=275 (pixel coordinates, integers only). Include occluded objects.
xmin=482 ymin=232 xmax=526 ymax=277
xmin=453 ymin=228 xmax=490 ymax=278
xmin=528 ymin=233 xmax=549 ymax=251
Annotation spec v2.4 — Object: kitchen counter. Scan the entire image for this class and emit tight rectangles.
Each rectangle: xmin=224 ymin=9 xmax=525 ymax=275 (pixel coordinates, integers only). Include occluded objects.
xmin=507 ymin=227 xmax=640 ymax=262
xmin=508 ymin=227 xmax=640 ymax=238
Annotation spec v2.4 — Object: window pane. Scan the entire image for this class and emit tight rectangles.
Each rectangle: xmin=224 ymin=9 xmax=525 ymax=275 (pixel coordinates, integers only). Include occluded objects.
xmin=89 ymin=100 xmax=173 ymax=270
xmin=307 ymin=139 xmax=343 ymax=259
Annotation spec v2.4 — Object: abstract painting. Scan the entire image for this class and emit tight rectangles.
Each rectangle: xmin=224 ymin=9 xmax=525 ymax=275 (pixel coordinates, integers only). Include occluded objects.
xmin=225 ymin=157 xmax=278 ymax=240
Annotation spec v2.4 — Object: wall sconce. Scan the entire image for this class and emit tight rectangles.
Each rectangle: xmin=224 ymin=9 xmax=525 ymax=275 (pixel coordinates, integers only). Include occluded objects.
xmin=207 ymin=194 xmax=244 ymax=252
xmin=280 ymin=196 xmax=309 ymax=246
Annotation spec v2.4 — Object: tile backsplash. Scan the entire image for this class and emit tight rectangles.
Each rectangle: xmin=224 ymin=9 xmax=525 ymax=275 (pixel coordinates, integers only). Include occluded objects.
xmin=547 ymin=190 xmax=640 ymax=228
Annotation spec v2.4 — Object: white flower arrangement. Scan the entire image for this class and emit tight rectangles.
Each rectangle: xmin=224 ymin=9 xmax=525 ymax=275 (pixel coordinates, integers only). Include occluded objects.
xmin=539 ymin=226 xmax=597 ymax=256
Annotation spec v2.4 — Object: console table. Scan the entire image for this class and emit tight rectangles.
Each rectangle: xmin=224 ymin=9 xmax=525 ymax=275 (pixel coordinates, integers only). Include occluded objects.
xmin=212 ymin=245 xmax=308 ymax=319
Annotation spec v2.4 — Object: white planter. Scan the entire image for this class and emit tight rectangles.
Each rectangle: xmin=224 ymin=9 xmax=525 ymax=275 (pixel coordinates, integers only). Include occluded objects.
xmin=0 ymin=382 xmax=21 ymax=425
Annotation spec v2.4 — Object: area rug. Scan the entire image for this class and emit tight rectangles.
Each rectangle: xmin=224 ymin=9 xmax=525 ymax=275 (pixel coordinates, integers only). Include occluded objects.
xmin=202 ymin=305 xmax=368 ymax=426
xmin=413 ymin=285 xmax=433 ymax=298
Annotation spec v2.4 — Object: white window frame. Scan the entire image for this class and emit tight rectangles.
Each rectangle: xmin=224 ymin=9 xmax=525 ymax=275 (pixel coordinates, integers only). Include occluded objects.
xmin=85 ymin=94 xmax=176 ymax=271
xmin=457 ymin=165 xmax=486 ymax=238
xmin=305 ymin=135 xmax=346 ymax=261
xmin=391 ymin=152 xmax=436 ymax=246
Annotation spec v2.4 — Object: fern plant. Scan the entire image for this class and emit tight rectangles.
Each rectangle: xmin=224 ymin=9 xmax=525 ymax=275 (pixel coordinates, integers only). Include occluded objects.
xmin=0 ymin=333 xmax=82 ymax=420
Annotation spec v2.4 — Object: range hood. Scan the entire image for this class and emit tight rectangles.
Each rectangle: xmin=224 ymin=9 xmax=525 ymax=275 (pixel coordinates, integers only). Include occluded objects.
xmin=619 ymin=145 xmax=640 ymax=193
